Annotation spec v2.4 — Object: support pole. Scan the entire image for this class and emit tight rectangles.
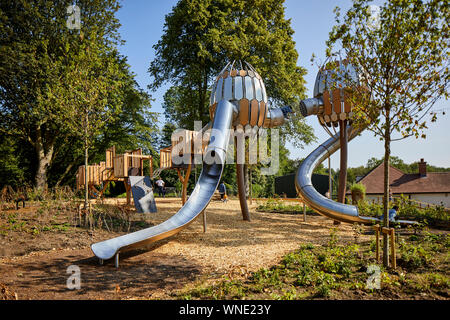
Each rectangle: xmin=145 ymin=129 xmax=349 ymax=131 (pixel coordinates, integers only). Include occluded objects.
xmin=335 ymin=119 xmax=348 ymax=225
xmin=374 ymin=224 xmax=381 ymax=262
xmin=124 ymin=180 xmax=131 ymax=206
xmin=303 ymin=203 xmax=307 ymax=222
xmin=328 ymin=156 xmax=332 ymax=199
xmin=115 ymin=253 xmax=119 ymax=268
xmin=176 ymin=162 xmax=192 ymax=205
xmin=236 ymin=163 xmax=251 ymax=221
xmin=249 ymin=166 xmax=253 ymax=205
xmin=202 ymin=209 xmax=207 ymax=233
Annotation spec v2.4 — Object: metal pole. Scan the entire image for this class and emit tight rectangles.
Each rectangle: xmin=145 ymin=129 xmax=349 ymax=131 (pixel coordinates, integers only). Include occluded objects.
xmin=303 ymin=203 xmax=306 ymax=222
xmin=328 ymin=156 xmax=332 ymax=199
xmin=236 ymin=162 xmax=251 ymax=221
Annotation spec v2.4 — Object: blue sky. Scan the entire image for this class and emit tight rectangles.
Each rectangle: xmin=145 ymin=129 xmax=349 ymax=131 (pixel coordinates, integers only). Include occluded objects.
xmin=115 ymin=0 xmax=449 ymax=170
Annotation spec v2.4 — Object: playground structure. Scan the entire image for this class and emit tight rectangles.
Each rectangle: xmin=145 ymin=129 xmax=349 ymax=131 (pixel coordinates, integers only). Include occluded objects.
xmin=295 ymin=58 xmax=417 ymax=227
xmin=159 ymin=126 xmax=211 ymax=204
xmin=91 ymin=61 xmax=293 ymax=266
xmin=75 ymin=128 xmax=210 ymax=208
xmin=76 ymin=146 xmax=153 ymax=206
xmin=91 ymin=59 xmax=416 ymax=268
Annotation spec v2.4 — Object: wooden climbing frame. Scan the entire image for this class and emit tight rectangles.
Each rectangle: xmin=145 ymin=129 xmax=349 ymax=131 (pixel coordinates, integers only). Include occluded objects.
xmin=75 ymin=146 xmax=153 ymax=205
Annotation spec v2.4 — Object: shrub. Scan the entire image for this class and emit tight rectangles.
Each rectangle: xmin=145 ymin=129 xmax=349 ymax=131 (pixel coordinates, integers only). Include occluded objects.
xmin=350 ymin=183 xmax=366 ymax=194
xmin=398 ymin=239 xmax=432 ymax=269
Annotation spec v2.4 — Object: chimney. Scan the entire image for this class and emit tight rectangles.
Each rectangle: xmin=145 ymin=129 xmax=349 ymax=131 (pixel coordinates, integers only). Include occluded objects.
xmin=419 ymin=158 xmax=427 ymax=177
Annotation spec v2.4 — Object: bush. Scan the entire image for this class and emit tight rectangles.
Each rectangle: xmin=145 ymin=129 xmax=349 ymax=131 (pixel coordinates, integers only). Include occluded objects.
xmin=398 ymin=239 xmax=432 ymax=269
xmin=357 ymin=196 xmax=449 ymax=228
xmin=350 ymin=183 xmax=366 ymax=194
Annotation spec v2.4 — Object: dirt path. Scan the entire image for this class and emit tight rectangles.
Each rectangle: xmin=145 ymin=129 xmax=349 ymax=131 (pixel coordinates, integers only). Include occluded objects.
xmin=0 ymin=198 xmax=374 ymax=300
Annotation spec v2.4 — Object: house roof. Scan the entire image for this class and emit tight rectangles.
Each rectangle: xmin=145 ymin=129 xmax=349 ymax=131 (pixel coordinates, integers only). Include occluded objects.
xmin=351 ymin=162 xmax=450 ymax=194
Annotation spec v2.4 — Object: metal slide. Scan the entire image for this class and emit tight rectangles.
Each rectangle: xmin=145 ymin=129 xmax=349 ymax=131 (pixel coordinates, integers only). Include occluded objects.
xmin=295 ymin=116 xmax=416 ymax=225
xmin=91 ymin=100 xmax=235 ymax=262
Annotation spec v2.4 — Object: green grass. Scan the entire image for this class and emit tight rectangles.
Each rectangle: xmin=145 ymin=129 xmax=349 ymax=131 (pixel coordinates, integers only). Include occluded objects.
xmin=256 ymin=198 xmax=313 ymax=215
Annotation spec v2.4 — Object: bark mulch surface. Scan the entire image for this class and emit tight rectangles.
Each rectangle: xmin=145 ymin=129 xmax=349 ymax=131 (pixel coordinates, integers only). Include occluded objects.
xmin=0 ymin=198 xmax=371 ymax=300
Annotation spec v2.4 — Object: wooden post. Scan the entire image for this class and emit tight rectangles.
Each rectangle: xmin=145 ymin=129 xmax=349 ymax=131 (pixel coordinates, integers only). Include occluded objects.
xmin=381 ymin=227 xmax=396 ymax=269
xmin=374 ymin=224 xmax=381 ymax=262
xmin=115 ymin=253 xmax=119 ymax=268
xmin=124 ymin=180 xmax=131 ymax=206
xmin=249 ymin=166 xmax=253 ymax=205
xmin=176 ymin=162 xmax=192 ymax=205
xmin=202 ymin=209 xmax=207 ymax=233
xmin=149 ymin=156 xmax=153 ymax=178
xmin=390 ymin=228 xmax=396 ymax=269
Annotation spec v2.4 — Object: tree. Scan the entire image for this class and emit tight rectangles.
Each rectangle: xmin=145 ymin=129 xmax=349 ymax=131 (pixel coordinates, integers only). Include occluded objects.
xmin=0 ymin=0 xmax=123 ymax=190
xmin=149 ymin=0 xmax=315 ymax=146
xmin=326 ymin=0 xmax=449 ymax=266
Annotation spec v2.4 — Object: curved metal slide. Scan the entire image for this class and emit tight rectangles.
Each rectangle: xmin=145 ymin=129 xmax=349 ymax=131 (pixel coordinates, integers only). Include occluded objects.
xmin=295 ymin=121 xmax=417 ymax=225
xmin=91 ymin=100 xmax=235 ymax=263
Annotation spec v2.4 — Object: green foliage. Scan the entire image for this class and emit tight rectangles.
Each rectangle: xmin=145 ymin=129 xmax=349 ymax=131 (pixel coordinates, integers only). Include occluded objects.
xmin=327 ymin=0 xmax=449 ymax=140
xmin=149 ymin=0 xmax=315 ymax=147
xmin=175 ymin=231 xmax=449 ymax=300
xmin=0 ymin=135 xmax=27 ymax=187
xmin=326 ymin=0 xmax=449 ymax=266
xmin=350 ymin=182 xmax=366 ymax=194
xmin=256 ymin=198 xmax=306 ymax=214
xmin=398 ymin=239 xmax=432 ymax=269
xmin=357 ymin=196 xmax=449 ymax=228
xmin=395 ymin=194 xmax=450 ymax=224
xmin=0 ymin=0 xmax=157 ymax=189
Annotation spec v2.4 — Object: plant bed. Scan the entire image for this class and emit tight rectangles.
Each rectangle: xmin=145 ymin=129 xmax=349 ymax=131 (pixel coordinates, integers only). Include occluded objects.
xmin=174 ymin=227 xmax=449 ymax=300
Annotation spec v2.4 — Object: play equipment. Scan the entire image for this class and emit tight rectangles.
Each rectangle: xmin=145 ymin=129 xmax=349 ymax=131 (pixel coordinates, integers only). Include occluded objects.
xmin=91 ymin=61 xmax=292 ymax=267
xmin=91 ymin=59 xmax=416 ymax=268
xmin=296 ymin=59 xmax=417 ymax=225
xmin=159 ymin=125 xmax=211 ymax=204
xmin=75 ymin=146 xmax=156 ymax=213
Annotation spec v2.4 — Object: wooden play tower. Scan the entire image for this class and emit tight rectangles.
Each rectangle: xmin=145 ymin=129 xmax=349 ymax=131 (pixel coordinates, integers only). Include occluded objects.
xmin=76 ymin=128 xmax=209 ymax=205
xmin=76 ymin=146 xmax=153 ymax=205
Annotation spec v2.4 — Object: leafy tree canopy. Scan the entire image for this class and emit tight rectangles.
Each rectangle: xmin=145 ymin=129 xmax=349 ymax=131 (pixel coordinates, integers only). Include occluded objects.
xmin=149 ymin=0 xmax=315 ymax=148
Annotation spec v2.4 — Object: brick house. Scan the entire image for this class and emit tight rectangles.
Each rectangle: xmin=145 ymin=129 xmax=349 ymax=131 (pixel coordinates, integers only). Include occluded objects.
xmin=352 ymin=159 xmax=450 ymax=208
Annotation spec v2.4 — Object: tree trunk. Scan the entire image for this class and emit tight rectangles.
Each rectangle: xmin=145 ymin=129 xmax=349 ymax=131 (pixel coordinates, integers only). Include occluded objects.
xmin=243 ymin=163 xmax=249 ymax=198
xmin=383 ymin=113 xmax=392 ymax=267
xmin=84 ymin=111 xmax=89 ymax=212
xmin=335 ymin=119 xmax=348 ymax=225
xmin=84 ymin=138 xmax=89 ymax=211
xmin=34 ymin=127 xmax=54 ymax=190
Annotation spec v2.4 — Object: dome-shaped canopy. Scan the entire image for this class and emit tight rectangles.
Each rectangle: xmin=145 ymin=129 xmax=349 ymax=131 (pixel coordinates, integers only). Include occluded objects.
xmin=313 ymin=59 xmax=361 ymax=126
xmin=209 ymin=61 xmax=268 ymax=127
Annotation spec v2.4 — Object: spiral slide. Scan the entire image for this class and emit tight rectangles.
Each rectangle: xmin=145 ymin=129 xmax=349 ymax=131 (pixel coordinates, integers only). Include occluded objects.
xmin=91 ymin=100 xmax=234 ymax=266
xmin=295 ymin=110 xmax=417 ymax=226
